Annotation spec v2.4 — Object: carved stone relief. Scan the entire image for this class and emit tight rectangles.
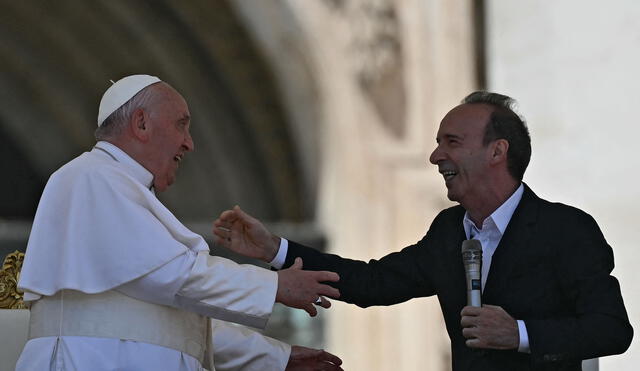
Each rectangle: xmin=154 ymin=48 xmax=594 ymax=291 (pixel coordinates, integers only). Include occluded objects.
xmin=323 ymin=0 xmax=406 ymax=137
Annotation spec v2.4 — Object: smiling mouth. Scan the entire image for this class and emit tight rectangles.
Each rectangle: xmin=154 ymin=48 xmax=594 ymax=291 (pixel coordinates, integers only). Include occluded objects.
xmin=441 ymin=170 xmax=457 ymax=181
xmin=174 ymin=154 xmax=183 ymax=163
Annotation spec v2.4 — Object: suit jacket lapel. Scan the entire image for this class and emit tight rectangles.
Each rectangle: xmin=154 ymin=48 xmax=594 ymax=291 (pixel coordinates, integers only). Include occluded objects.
xmin=482 ymin=184 xmax=540 ymax=304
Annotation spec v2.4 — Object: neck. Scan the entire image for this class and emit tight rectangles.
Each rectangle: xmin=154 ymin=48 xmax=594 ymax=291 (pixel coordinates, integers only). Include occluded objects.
xmin=104 ymin=137 xmax=145 ymax=165
xmin=465 ymin=180 xmax=520 ymax=227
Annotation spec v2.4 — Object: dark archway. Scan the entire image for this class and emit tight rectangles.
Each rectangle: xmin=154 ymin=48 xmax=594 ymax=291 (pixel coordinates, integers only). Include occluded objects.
xmin=0 ymin=0 xmax=310 ymax=224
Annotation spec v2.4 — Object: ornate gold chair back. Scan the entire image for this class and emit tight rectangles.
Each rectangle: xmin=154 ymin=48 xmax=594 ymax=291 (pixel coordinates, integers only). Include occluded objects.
xmin=0 ymin=251 xmax=26 ymax=309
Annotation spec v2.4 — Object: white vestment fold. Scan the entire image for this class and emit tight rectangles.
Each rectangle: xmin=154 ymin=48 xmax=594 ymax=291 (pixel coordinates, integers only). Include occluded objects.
xmin=16 ymin=141 xmax=291 ymax=370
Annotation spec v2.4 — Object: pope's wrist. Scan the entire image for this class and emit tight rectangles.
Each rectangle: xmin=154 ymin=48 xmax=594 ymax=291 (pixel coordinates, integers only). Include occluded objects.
xmin=268 ymin=235 xmax=281 ymax=262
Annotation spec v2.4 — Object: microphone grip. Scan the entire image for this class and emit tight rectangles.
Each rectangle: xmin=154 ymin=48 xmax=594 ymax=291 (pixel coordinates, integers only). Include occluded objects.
xmin=465 ymin=263 xmax=482 ymax=307
xmin=468 ymin=278 xmax=482 ymax=307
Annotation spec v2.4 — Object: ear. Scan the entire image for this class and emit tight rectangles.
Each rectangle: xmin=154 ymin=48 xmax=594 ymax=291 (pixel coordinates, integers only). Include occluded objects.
xmin=489 ymin=139 xmax=509 ymax=165
xmin=130 ymin=108 xmax=150 ymax=142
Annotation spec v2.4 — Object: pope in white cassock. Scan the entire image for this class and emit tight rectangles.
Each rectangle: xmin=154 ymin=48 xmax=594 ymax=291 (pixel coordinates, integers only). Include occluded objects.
xmin=15 ymin=75 xmax=344 ymax=371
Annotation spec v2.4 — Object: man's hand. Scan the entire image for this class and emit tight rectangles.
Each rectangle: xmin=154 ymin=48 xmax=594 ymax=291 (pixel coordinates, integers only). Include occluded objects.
xmin=460 ymin=304 xmax=519 ymax=350
xmin=277 ymin=258 xmax=340 ymax=317
xmin=286 ymin=346 xmax=343 ymax=370
xmin=213 ymin=205 xmax=280 ymax=262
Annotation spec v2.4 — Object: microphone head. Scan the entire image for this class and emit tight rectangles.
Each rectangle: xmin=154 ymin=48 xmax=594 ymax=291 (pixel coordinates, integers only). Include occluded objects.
xmin=461 ymin=239 xmax=482 ymax=266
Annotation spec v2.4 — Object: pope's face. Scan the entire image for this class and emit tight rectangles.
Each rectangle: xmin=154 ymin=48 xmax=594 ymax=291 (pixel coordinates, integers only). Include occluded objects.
xmin=428 ymin=104 xmax=493 ymax=208
xmin=145 ymin=85 xmax=194 ymax=192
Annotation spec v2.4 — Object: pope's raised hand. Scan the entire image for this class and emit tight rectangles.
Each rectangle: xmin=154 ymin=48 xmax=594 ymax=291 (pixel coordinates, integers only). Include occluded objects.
xmin=213 ymin=205 xmax=280 ymax=262
xmin=277 ymin=258 xmax=340 ymax=317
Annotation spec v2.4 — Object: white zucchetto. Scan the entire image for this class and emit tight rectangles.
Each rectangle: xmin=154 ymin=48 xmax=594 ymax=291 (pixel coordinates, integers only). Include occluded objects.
xmin=97 ymin=74 xmax=161 ymax=126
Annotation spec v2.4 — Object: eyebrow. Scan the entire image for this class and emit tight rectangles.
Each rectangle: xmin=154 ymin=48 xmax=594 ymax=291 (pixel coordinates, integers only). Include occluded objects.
xmin=178 ymin=114 xmax=191 ymax=122
xmin=436 ymin=133 xmax=464 ymax=142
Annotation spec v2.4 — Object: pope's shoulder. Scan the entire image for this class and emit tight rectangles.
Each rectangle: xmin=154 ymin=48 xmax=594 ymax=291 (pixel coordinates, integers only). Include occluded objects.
xmin=46 ymin=149 xmax=132 ymax=189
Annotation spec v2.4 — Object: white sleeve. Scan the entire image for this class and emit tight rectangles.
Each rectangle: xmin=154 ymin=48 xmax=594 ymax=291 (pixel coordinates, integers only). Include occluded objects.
xmin=206 ymin=319 xmax=291 ymax=371
xmin=117 ymin=250 xmax=278 ymax=328
xmin=269 ymin=238 xmax=289 ymax=269
xmin=517 ymin=320 xmax=531 ymax=353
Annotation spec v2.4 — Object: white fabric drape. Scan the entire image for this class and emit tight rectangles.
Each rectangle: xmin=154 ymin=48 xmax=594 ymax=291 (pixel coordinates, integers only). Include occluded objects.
xmin=16 ymin=141 xmax=290 ymax=370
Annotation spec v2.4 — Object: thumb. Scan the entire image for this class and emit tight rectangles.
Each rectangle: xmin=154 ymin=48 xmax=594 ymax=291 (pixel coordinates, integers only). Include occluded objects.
xmin=292 ymin=257 xmax=304 ymax=270
xmin=233 ymin=205 xmax=256 ymax=223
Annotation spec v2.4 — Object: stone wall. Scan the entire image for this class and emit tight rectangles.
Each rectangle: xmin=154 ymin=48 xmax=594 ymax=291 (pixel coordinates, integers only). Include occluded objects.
xmin=233 ymin=1 xmax=477 ymax=369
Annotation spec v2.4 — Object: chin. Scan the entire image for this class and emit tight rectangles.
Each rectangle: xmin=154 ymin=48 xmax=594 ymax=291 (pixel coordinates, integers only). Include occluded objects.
xmin=153 ymin=178 xmax=171 ymax=193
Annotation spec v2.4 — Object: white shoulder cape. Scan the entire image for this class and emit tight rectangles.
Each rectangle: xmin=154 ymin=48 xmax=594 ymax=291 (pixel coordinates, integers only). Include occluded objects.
xmin=19 ymin=142 xmax=208 ymax=297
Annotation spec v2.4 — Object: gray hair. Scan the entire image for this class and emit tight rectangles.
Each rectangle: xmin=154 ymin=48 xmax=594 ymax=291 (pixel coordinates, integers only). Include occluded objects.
xmin=94 ymin=84 xmax=158 ymax=141
xmin=462 ymin=91 xmax=531 ymax=181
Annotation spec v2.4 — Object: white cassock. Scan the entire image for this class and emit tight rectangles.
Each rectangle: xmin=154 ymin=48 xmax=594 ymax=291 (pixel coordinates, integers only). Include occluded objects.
xmin=16 ymin=141 xmax=290 ymax=371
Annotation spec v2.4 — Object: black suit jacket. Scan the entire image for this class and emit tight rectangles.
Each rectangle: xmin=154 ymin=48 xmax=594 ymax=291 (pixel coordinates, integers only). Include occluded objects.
xmin=284 ymin=185 xmax=632 ymax=371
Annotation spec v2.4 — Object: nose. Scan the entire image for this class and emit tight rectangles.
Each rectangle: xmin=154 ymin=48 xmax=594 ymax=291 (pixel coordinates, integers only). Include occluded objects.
xmin=429 ymin=145 xmax=442 ymax=165
xmin=183 ymin=131 xmax=194 ymax=152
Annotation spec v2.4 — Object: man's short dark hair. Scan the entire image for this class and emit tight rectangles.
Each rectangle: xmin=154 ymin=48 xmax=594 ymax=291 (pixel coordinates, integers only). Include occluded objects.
xmin=462 ymin=91 xmax=531 ymax=181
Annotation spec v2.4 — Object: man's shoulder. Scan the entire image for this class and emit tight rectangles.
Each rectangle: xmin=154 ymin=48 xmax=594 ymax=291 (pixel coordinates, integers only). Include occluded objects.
xmin=428 ymin=204 xmax=465 ymax=232
xmin=435 ymin=203 xmax=466 ymax=221
xmin=524 ymin=186 xmax=598 ymax=227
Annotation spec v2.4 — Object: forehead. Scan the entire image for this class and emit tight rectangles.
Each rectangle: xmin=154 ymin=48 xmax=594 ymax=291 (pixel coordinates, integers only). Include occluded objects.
xmin=151 ymin=83 xmax=190 ymax=119
xmin=437 ymin=103 xmax=492 ymax=138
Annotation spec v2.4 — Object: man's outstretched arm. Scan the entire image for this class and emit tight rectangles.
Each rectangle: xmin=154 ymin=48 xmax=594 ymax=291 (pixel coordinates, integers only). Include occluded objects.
xmin=213 ymin=206 xmax=436 ymax=308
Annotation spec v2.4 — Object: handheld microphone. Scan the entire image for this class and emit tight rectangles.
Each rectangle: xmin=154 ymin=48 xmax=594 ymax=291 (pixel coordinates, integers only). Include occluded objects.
xmin=462 ymin=239 xmax=482 ymax=307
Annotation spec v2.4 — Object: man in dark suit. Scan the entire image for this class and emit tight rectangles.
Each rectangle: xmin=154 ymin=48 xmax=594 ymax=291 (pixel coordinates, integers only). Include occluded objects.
xmin=214 ymin=91 xmax=633 ymax=370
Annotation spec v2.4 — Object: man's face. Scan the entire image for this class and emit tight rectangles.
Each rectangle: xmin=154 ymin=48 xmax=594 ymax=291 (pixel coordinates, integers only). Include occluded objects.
xmin=429 ymin=104 xmax=494 ymax=207
xmin=144 ymin=84 xmax=194 ymax=192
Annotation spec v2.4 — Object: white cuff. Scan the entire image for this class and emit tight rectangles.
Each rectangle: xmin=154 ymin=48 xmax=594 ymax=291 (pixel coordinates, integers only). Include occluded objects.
xmin=269 ymin=238 xmax=289 ymax=270
xmin=517 ymin=319 xmax=530 ymax=353
xmin=209 ymin=319 xmax=291 ymax=371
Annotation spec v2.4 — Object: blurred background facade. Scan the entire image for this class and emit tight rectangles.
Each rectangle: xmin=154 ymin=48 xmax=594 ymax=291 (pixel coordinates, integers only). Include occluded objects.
xmin=0 ymin=1 xmax=637 ymax=370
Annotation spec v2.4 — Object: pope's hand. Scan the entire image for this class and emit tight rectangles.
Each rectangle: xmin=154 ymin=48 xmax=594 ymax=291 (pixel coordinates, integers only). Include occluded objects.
xmin=277 ymin=258 xmax=340 ymax=317
xmin=286 ymin=346 xmax=343 ymax=370
xmin=213 ymin=205 xmax=279 ymax=262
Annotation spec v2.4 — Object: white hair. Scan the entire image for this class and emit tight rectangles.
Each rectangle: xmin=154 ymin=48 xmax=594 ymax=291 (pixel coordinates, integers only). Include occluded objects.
xmin=94 ymin=84 xmax=158 ymax=141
